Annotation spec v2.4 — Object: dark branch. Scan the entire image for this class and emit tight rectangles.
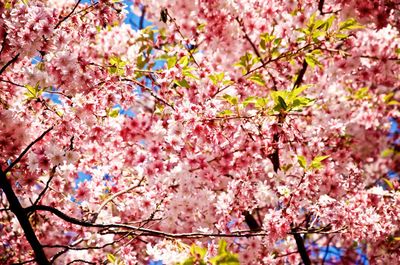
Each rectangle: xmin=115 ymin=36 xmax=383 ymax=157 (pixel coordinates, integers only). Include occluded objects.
xmin=0 ymin=78 xmax=25 ymax=87
xmin=318 ymin=0 xmax=325 ymax=14
xmin=291 ymin=227 xmax=311 ymax=265
xmin=11 ymin=258 xmax=37 ymax=265
xmin=5 ymin=126 xmax=54 ymax=174
xmin=32 ymin=166 xmax=57 ymax=207
xmin=66 ymin=260 xmax=96 ymax=265
xmin=293 ymin=59 xmax=308 ymax=89
xmin=236 ymin=17 xmax=265 ymax=65
xmin=139 ymin=6 xmax=146 ymax=30
xmin=243 ymin=210 xmax=261 ymax=231
xmin=25 ymin=204 xmax=270 ymax=239
xmin=0 ymin=169 xmax=50 ymax=265
xmin=54 ymin=0 xmax=82 ymax=29
xmin=322 ymin=236 xmax=334 ymax=265
xmin=0 ymin=53 xmax=20 ymax=76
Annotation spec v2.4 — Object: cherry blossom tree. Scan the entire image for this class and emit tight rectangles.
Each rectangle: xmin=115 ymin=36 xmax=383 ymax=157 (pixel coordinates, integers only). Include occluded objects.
xmin=0 ymin=0 xmax=399 ymax=264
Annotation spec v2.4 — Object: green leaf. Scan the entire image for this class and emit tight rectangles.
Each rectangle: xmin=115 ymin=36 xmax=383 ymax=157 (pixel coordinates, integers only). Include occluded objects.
xmin=167 ymin=56 xmax=177 ymax=69
xmin=107 ymin=254 xmax=116 ymax=263
xmin=181 ymin=258 xmax=195 ymax=265
xmin=339 ymin=18 xmax=364 ymax=31
xmin=242 ymin=96 xmax=258 ymax=107
xmin=313 ymin=155 xmax=330 ymax=163
xmin=388 ymin=100 xmax=400 ymax=105
xmin=292 ymin=84 xmax=311 ymax=97
xmin=382 ymin=178 xmax=395 ymax=190
xmin=174 ymin=79 xmax=190 ymax=88
xmin=291 ymin=97 xmax=314 ymax=110
xmin=218 ymin=240 xmax=228 ymax=255
xmin=297 ymin=155 xmax=307 ymax=169
xmin=217 ymin=110 xmax=234 ymax=117
xmin=310 ymin=155 xmax=330 ymax=169
xmin=255 ymin=97 xmax=268 ymax=109
xmin=234 ymin=52 xmax=253 ymax=74
xmin=381 ymin=148 xmax=394 ymax=158
xmin=305 ymin=53 xmax=322 ymax=68
xmin=260 ymin=38 xmax=266 ymax=50
xmin=190 ymin=245 xmax=207 ymax=259
xmin=335 ymin=33 xmax=348 ymax=40
xmin=222 ymin=94 xmax=238 ymax=105
xmin=197 ymin=23 xmax=206 ymax=31
xmin=384 ymin=92 xmax=395 ymax=103
xmin=325 ymin=15 xmax=335 ymax=30
xmin=178 ymin=56 xmax=189 ymax=67
xmin=24 ymin=83 xmax=42 ymax=100
xmin=353 ymin=87 xmax=370 ymax=99
xmin=109 ymin=56 xmax=127 ymax=76
xmin=209 ymin=72 xmax=225 ymax=85
xmin=248 ymin=73 xmax=266 ymax=86
xmin=315 ymin=19 xmax=326 ymax=30
xmin=183 ymin=67 xmax=199 ymax=79
xmin=307 ymin=12 xmax=317 ymax=29
xmin=108 ymin=108 xmax=120 ymax=118
xmin=277 ymin=96 xmax=288 ymax=110
xmin=209 ymin=240 xmax=240 ymax=265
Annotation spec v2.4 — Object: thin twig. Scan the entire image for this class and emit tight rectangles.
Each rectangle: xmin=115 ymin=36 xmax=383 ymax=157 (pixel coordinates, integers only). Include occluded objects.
xmin=0 ymin=53 xmax=20 ymax=76
xmin=0 ymin=78 xmax=25 ymax=87
xmin=166 ymin=11 xmax=200 ymax=68
xmin=322 ymin=236 xmax=334 ymax=265
xmin=5 ymin=126 xmax=54 ymax=174
xmin=236 ymin=17 xmax=265 ymax=65
xmin=32 ymin=166 xmax=57 ymax=207
xmin=91 ymin=176 xmax=145 ymax=223
xmin=54 ymin=0 xmax=82 ymax=29
xmin=122 ymin=78 xmax=175 ymax=110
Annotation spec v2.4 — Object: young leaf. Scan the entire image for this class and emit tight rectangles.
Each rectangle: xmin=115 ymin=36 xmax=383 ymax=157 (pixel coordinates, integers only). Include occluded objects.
xmin=310 ymin=155 xmax=330 ymax=169
xmin=297 ymin=156 xmax=307 ymax=169
xmin=217 ymin=110 xmax=234 ymax=117
xmin=382 ymin=178 xmax=394 ymax=190
xmin=174 ymin=79 xmax=190 ymax=88
xmin=242 ymin=96 xmax=258 ymax=107
xmin=248 ymin=73 xmax=266 ymax=86
xmin=167 ymin=56 xmax=177 ymax=69
xmin=305 ymin=53 xmax=322 ymax=68
xmin=277 ymin=96 xmax=288 ymax=110
xmin=339 ymin=18 xmax=364 ymax=31
xmin=179 ymin=56 xmax=189 ymax=67
xmin=222 ymin=94 xmax=238 ymax=105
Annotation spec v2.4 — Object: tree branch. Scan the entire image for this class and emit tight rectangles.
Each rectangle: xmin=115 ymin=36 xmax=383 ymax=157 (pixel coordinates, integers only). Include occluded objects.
xmin=291 ymin=227 xmax=311 ymax=265
xmin=25 ymin=204 xmax=270 ymax=238
xmin=0 ymin=169 xmax=50 ymax=265
xmin=318 ymin=0 xmax=325 ymax=14
xmin=32 ymin=166 xmax=57 ymax=207
xmin=293 ymin=59 xmax=308 ymax=89
xmin=0 ymin=53 xmax=20 ymax=76
xmin=90 ymin=176 xmax=145 ymax=223
xmin=54 ymin=0 xmax=82 ymax=29
xmin=139 ymin=6 xmax=146 ymax=30
xmin=5 ymin=126 xmax=54 ymax=174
